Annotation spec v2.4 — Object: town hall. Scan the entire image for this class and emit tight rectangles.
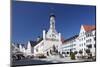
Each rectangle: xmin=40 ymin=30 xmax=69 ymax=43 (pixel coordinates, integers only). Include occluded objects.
xmin=34 ymin=13 xmax=62 ymax=56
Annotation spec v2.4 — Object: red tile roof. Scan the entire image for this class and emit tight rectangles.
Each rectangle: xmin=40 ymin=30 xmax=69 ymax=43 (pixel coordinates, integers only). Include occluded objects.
xmin=83 ymin=25 xmax=95 ymax=32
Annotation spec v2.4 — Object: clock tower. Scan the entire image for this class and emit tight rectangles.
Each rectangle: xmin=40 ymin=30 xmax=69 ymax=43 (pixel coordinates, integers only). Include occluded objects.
xmin=50 ymin=14 xmax=56 ymax=31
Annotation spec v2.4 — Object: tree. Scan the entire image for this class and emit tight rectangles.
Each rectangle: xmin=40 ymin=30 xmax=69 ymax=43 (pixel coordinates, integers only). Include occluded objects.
xmin=70 ymin=52 xmax=75 ymax=60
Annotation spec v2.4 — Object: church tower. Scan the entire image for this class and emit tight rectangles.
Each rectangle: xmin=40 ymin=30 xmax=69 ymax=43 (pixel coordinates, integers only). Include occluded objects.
xmin=50 ymin=14 xmax=56 ymax=31
xmin=46 ymin=13 xmax=61 ymax=41
xmin=34 ymin=13 xmax=62 ymax=56
xmin=47 ymin=13 xmax=58 ymax=35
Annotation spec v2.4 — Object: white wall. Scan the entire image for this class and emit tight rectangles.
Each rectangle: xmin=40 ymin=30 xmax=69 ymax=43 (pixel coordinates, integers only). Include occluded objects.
xmin=34 ymin=40 xmax=44 ymax=55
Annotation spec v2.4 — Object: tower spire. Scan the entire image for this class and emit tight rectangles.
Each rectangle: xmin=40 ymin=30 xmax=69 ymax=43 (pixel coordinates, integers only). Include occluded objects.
xmin=50 ymin=13 xmax=56 ymax=31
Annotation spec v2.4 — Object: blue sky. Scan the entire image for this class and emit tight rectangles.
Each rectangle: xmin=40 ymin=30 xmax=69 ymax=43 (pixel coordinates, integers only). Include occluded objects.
xmin=12 ymin=1 xmax=96 ymax=44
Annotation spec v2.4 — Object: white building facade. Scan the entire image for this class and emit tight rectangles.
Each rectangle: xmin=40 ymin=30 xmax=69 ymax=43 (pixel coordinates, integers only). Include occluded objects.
xmin=34 ymin=14 xmax=62 ymax=56
xmin=59 ymin=35 xmax=78 ymax=57
xmin=60 ymin=25 xmax=96 ymax=57
xmin=77 ymin=25 xmax=96 ymax=57
xmin=15 ymin=40 xmax=36 ymax=56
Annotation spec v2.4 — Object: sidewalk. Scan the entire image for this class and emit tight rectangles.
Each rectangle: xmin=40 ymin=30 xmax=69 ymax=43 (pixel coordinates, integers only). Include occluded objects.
xmin=38 ymin=55 xmax=85 ymax=63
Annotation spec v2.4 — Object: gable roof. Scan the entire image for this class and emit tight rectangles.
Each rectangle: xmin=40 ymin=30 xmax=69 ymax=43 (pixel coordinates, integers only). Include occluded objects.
xmin=83 ymin=25 xmax=95 ymax=32
xmin=36 ymin=37 xmax=43 ymax=44
xmin=61 ymin=36 xmax=65 ymax=43
xmin=63 ymin=35 xmax=78 ymax=43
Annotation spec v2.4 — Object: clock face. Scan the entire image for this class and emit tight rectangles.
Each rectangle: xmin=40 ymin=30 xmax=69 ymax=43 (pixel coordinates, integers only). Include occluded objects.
xmin=51 ymin=34 xmax=56 ymax=38
xmin=49 ymin=33 xmax=56 ymax=38
xmin=52 ymin=34 xmax=55 ymax=37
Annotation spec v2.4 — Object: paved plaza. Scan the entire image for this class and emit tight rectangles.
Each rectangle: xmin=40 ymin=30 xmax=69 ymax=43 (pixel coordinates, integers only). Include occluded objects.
xmin=12 ymin=55 xmax=88 ymax=66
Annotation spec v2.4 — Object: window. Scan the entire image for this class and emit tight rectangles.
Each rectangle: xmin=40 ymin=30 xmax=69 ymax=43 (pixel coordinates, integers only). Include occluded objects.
xmin=74 ymin=48 xmax=76 ymax=50
xmin=94 ymin=37 xmax=96 ymax=41
xmin=74 ymin=44 xmax=76 ymax=46
xmin=86 ymin=34 xmax=89 ymax=37
xmin=83 ymin=32 xmax=84 ymax=35
xmin=86 ymin=40 xmax=88 ymax=43
xmin=49 ymin=35 xmax=51 ymax=37
xmin=62 ymin=52 xmax=65 ymax=54
xmin=80 ymin=33 xmax=82 ymax=36
xmin=81 ymin=44 xmax=83 ymax=46
xmin=90 ymin=39 xmax=92 ymax=42
xmin=87 ymin=44 xmax=92 ymax=48
xmin=82 ymin=38 xmax=83 ymax=41
xmin=90 ymin=33 xmax=93 ymax=36
xmin=84 ymin=37 xmax=85 ymax=40
xmin=94 ymin=44 xmax=96 ymax=48
xmin=84 ymin=43 xmax=85 ymax=46
xmin=36 ymin=48 xmax=38 ymax=52
xmin=80 ymin=44 xmax=81 ymax=47
xmin=86 ymin=39 xmax=92 ymax=43
xmin=86 ymin=34 xmax=87 ymax=37
xmin=52 ymin=34 xmax=55 ymax=37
